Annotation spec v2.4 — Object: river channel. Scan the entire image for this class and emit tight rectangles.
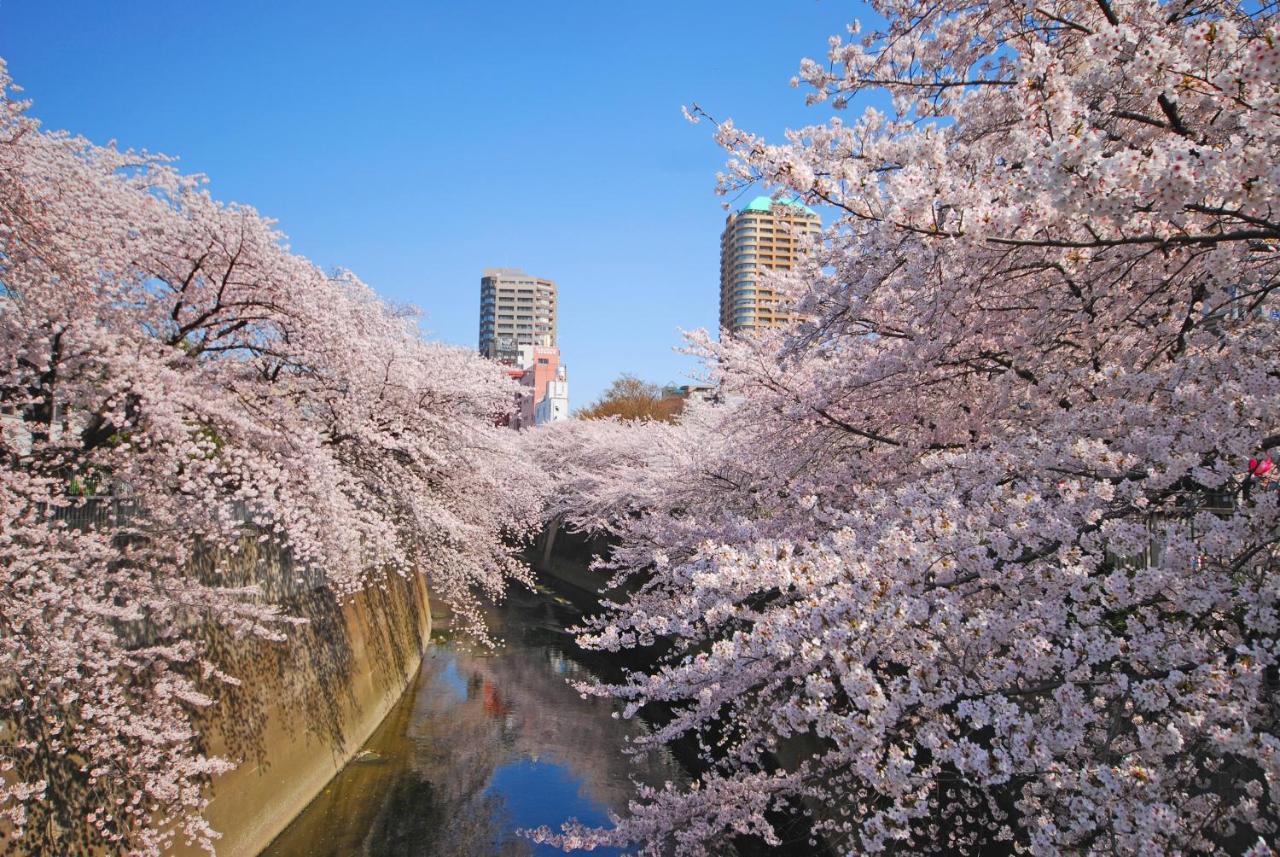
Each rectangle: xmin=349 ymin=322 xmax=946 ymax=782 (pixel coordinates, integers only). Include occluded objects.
xmin=260 ymin=576 xmax=682 ymax=857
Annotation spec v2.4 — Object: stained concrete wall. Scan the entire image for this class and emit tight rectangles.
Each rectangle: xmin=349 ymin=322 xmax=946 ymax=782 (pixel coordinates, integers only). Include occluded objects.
xmin=173 ymin=547 xmax=433 ymax=857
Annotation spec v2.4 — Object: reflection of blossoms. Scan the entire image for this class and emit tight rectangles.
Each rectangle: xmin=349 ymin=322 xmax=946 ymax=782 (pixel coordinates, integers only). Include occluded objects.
xmin=438 ymin=597 xmax=684 ymax=815
xmin=268 ymin=595 xmax=684 ymax=857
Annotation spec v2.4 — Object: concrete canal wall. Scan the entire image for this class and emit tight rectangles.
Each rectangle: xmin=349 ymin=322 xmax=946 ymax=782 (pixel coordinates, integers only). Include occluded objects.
xmin=173 ymin=545 xmax=433 ymax=857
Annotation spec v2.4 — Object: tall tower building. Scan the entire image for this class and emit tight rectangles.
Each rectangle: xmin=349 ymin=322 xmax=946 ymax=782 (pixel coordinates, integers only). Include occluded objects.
xmin=719 ymin=196 xmax=821 ymax=335
xmin=479 ymin=268 xmax=557 ymax=363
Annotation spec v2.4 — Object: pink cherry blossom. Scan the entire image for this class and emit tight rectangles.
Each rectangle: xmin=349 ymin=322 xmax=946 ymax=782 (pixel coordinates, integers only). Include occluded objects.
xmin=0 ymin=61 xmax=545 ymax=854
xmin=531 ymin=0 xmax=1280 ymax=852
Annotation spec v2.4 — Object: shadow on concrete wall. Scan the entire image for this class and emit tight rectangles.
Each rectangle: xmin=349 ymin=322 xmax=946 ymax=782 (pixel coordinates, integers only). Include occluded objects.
xmin=177 ymin=542 xmax=432 ymax=857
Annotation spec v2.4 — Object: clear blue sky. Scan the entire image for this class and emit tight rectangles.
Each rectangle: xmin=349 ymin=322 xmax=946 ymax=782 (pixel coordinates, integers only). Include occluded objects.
xmin=0 ymin=1 xmax=875 ymax=407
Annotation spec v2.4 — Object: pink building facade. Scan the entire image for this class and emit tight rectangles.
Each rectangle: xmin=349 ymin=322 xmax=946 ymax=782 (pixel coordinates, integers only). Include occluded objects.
xmin=517 ymin=346 xmax=560 ymax=428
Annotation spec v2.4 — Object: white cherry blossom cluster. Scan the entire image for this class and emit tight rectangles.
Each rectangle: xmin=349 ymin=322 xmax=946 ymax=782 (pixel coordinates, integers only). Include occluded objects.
xmin=533 ymin=0 xmax=1279 ymax=852
xmin=0 ymin=61 xmax=545 ymax=854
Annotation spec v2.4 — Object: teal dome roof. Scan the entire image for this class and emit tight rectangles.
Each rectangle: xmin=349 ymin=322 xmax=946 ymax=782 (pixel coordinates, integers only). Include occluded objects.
xmin=740 ymin=195 xmax=817 ymax=216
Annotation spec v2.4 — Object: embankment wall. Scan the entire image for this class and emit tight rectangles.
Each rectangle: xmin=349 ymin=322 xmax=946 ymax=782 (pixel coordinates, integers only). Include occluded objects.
xmin=173 ymin=546 xmax=432 ymax=857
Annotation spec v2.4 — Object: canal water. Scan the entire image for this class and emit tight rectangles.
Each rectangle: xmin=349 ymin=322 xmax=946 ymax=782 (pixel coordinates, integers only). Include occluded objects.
xmin=260 ymin=579 xmax=682 ymax=857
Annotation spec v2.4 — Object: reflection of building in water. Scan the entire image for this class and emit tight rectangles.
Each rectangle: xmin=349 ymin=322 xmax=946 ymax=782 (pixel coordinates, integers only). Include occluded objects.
xmin=482 ymin=680 xmax=510 ymax=717
xmin=548 ymin=650 xmax=570 ymax=676
xmin=426 ymin=634 xmax=680 ymax=817
xmin=264 ymin=586 xmax=684 ymax=857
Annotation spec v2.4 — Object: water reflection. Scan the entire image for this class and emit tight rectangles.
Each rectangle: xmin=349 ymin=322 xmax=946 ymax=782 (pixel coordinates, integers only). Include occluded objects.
xmin=261 ymin=584 xmax=681 ymax=857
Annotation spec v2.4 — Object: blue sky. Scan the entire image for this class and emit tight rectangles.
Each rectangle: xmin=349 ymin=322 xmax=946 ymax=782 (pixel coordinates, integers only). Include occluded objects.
xmin=0 ymin=1 xmax=871 ymax=406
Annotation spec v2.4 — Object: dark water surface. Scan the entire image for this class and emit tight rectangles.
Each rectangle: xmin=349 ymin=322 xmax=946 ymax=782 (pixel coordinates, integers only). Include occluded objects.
xmin=260 ymin=582 xmax=681 ymax=857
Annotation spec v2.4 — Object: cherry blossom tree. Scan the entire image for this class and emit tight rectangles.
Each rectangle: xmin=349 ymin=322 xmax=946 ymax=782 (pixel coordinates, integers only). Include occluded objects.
xmin=0 ymin=62 xmax=543 ymax=854
xmin=533 ymin=0 xmax=1280 ymax=852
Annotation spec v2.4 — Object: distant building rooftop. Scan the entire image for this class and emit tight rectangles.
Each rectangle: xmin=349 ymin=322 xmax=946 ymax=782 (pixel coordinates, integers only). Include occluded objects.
xmin=740 ymin=195 xmax=817 ymax=217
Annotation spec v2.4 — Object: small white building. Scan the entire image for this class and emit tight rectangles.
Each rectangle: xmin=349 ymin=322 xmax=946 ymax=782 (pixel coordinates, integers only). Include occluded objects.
xmin=535 ymin=366 xmax=569 ymax=425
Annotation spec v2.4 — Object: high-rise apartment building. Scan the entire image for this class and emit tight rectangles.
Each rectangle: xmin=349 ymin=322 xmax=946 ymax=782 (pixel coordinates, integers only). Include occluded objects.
xmin=479 ymin=268 xmax=557 ymax=363
xmin=719 ymin=196 xmax=820 ymax=335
